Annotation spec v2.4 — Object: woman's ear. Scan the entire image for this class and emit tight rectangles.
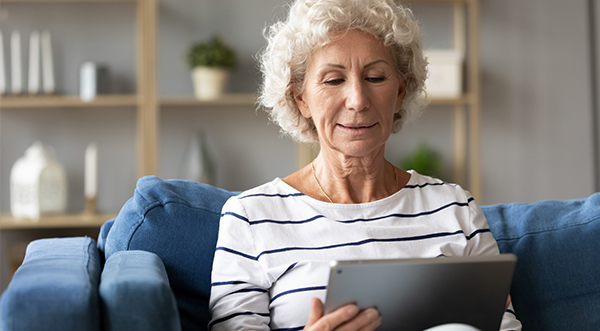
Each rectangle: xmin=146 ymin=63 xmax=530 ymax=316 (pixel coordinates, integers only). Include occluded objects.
xmin=395 ymin=81 xmax=407 ymax=114
xmin=294 ymin=90 xmax=312 ymax=118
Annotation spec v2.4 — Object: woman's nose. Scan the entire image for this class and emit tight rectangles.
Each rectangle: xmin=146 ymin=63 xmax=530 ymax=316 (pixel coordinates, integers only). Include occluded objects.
xmin=345 ymin=79 xmax=370 ymax=111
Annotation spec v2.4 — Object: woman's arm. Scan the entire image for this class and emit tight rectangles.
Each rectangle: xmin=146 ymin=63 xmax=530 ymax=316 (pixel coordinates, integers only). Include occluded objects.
xmin=465 ymin=196 xmax=522 ymax=331
xmin=209 ymin=197 xmax=272 ymax=330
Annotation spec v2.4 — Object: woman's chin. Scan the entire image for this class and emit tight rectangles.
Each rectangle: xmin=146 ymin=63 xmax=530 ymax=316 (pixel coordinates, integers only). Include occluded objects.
xmin=325 ymin=141 xmax=386 ymax=159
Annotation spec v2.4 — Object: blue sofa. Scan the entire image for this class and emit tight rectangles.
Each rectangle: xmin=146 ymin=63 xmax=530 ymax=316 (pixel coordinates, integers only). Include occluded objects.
xmin=2 ymin=176 xmax=600 ymax=330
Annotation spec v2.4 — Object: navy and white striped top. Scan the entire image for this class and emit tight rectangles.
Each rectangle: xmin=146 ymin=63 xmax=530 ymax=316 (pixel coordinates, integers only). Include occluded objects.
xmin=209 ymin=171 xmax=522 ymax=331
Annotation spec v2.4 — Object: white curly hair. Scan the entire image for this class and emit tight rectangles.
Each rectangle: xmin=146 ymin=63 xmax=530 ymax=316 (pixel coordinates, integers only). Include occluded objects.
xmin=258 ymin=0 xmax=429 ymax=143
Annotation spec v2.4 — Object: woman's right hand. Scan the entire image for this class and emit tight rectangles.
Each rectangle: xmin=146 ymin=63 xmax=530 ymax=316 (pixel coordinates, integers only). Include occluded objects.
xmin=304 ymin=298 xmax=382 ymax=331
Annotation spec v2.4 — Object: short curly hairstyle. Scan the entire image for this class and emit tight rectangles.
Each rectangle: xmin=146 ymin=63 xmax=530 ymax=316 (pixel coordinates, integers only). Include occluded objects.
xmin=258 ymin=0 xmax=429 ymax=143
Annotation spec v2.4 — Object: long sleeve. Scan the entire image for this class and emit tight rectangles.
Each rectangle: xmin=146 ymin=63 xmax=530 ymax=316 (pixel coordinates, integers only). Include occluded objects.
xmin=209 ymin=197 xmax=272 ymax=330
xmin=464 ymin=195 xmax=522 ymax=331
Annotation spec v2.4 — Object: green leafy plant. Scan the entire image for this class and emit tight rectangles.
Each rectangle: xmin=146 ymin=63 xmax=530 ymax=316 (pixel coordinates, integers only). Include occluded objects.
xmin=399 ymin=143 xmax=444 ymax=179
xmin=186 ymin=36 xmax=237 ymax=69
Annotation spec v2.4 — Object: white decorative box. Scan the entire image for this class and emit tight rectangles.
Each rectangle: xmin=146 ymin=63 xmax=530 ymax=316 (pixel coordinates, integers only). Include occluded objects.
xmin=10 ymin=141 xmax=67 ymax=221
xmin=424 ymin=49 xmax=464 ymax=98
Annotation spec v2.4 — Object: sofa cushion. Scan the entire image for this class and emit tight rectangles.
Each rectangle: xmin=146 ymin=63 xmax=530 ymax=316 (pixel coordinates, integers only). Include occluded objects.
xmin=104 ymin=176 xmax=237 ymax=331
xmin=482 ymin=193 xmax=600 ymax=331
xmin=100 ymin=250 xmax=181 ymax=331
xmin=0 ymin=237 xmax=101 ymax=331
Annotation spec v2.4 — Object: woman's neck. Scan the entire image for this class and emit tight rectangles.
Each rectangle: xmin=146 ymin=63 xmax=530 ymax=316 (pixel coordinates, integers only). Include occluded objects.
xmin=310 ymin=149 xmax=405 ymax=204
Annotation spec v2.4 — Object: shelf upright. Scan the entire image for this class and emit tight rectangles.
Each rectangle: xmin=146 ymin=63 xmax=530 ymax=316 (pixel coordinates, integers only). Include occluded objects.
xmin=136 ymin=0 xmax=158 ymax=178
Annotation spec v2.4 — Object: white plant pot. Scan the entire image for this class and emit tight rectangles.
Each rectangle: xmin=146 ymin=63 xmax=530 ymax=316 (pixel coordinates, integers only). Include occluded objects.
xmin=191 ymin=67 xmax=229 ymax=100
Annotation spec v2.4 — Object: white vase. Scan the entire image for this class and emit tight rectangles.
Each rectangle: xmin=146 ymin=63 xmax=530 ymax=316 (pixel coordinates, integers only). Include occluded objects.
xmin=181 ymin=131 xmax=214 ymax=185
xmin=191 ymin=67 xmax=229 ymax=100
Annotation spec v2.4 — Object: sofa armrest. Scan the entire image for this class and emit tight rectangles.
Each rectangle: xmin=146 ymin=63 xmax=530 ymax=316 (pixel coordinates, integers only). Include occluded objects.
xmin=99 ymin=250 xmax=181 ymax=331
xmin=0 ymin=237 xmax=101 ymax=331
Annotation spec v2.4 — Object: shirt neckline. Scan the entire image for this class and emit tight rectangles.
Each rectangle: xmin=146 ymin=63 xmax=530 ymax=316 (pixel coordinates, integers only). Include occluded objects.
xmin=273 ymin=170 xmax=416 ymax=209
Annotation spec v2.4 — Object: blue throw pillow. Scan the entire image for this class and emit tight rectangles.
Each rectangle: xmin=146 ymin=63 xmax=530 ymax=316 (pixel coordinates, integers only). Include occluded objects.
xmin=104 ymin=176 xmax=237 ymax=331
xmin=483 ymin=193 xmax=600 ymax=331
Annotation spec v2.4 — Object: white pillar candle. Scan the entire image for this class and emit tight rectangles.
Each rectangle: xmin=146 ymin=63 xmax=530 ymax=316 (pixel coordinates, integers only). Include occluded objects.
xmin=28 ymin=31 xmax=40 ymax=95
xmin=0 ymin=31 xmax=6 ymax=95
xmin=85 ymin=143 xmax=97 ymax=200
xmin=10 ymin=31 xmax=22 ymax=95
xmin=41 ymin=31 xmax=54 ymax=95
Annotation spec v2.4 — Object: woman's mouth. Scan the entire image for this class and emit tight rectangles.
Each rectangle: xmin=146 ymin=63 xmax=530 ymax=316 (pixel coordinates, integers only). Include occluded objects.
xmin=337 ymin=123 xmax=377 ymax=134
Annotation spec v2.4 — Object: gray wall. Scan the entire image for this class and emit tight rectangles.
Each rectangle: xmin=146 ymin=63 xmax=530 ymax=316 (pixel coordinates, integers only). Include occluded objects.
xmin=480 ymin=0 xmax=595 ymax=203
xmin=0 ymin=0 xmax=597 ymax=290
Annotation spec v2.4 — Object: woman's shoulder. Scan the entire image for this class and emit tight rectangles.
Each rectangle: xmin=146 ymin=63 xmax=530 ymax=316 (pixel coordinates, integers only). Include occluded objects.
xmin=221 ymin=178 xmax=307 ymax=216
xmin=404 ymin=170 xmax=472 ymax=199
xmin=235 ymin=178 xmax=303 ymax=199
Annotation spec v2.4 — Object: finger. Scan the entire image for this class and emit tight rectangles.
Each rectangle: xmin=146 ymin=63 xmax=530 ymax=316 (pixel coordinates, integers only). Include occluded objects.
xmin=306 ymin=298 xmax=325 ymax=327
xmin=337 ymin=308 xmax=380 ymax=331
xmin=357 ymin=314 xmax=382 ymax=331
xmin=309 ymin=304 xmax=360 ymax=331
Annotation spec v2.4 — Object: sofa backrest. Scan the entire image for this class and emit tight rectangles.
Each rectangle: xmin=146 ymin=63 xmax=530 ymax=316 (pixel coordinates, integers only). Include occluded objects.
xmin=102 ymin=176 xmax=237 ymax=331
xmin=482 ymin=193 xmax=600 ymax=331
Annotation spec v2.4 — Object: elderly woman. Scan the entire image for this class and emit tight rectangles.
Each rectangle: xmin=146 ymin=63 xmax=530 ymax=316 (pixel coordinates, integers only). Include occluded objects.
xmin=209 ymin=0 xmax=521 ymax=330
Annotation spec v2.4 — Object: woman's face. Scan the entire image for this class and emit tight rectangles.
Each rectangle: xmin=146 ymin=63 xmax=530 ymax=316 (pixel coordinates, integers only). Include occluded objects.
xmin=294 ymin=30 xmax=405 ymax=159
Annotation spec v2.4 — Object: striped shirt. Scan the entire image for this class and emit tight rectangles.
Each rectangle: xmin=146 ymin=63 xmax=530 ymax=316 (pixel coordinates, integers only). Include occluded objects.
xmin=209 ymin=171 xmax=522 ymax=330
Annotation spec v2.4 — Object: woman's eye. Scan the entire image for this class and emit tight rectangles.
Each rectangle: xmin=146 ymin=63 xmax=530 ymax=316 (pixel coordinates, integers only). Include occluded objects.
xmin=324 ymin=79 xmax=344 ymax=86
xmin=366 ymin=77 xmax=385 ymax=83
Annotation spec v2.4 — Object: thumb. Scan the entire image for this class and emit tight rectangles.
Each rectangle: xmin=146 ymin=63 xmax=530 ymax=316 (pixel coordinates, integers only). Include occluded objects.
xmin=306 ymin=298 xmax=324 ymax=327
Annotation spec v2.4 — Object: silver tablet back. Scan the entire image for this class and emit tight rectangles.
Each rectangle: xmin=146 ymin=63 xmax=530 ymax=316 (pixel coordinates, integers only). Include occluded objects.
xmin=324 ymin=254 xmax=517 ymax=331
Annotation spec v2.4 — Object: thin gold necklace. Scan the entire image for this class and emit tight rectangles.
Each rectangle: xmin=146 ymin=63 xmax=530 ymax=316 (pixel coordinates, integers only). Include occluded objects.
xmin=311 ymin=161 xmax=398 ymax=203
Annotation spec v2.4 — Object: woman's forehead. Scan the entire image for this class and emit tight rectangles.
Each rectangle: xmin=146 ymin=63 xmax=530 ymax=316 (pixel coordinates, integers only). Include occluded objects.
xmin=309 ymin=31 xmax=395 ymax=68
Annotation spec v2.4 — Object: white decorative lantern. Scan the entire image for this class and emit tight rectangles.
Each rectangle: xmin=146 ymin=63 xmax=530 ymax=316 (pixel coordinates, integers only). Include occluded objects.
xmin=10 ymin=141 xmax=67 ymax=221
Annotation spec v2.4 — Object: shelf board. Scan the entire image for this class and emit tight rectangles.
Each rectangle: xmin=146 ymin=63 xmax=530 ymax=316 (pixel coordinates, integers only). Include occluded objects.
xmin=0 ymin=94 xmax=470 ymax=109
xmin=0 ymin=95 xmax=138 ymax=109
xmin=0 ymin=213 xmax=117 ymax=230
xmin=160 ymin=94 xmax=258 ymax=107
xmin=161 ymin=94 xmax=472 ymax=108
xmin=428 ymin=95 xmax=471 ymax=106
xmin=1 ymin=0 xmax=135 ymax=3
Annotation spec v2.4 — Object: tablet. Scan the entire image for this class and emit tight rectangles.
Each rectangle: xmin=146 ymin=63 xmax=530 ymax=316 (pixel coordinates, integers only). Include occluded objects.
xmin=323 ymin=254 xmax=517 ymax=331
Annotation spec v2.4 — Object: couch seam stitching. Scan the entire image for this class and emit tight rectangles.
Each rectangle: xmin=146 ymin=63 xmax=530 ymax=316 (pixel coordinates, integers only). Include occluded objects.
xmin=495 ymin=215 xmax=600 ymax=242
xmin=126 ymin=200 xmax=222 ymax=251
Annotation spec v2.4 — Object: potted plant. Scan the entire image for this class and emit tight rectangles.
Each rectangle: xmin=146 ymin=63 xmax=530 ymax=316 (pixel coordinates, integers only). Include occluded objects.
xmin=399 ymin=143 xmax=444 ymax=179
xmin=186 ymin=35 xmax=237 ymax=100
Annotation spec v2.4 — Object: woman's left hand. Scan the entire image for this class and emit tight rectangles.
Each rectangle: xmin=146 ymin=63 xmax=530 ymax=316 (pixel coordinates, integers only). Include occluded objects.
xmin=304 ymin=298 xmax=382 ymax=331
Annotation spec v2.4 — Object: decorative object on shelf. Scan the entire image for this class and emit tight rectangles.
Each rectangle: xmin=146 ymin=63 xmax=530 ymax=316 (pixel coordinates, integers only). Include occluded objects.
xmin=424 ymin=49 xmax=464 ymax=98
xmin=10 ymin=141 xmax=68 ymax=221
xmin=79 ymin=61 xmax=109 ymax=102
xmin=399 ymin=143 xmax=444 ymax=180
xmin=10 ymin=30 xmax=22 ymax=95
xmin=186 ymin=35 xmax=237 ymax=100
xmin=28 ymin=30 xmax=40 ymax=95
xmin=41 ymin=30 xmax=55 ymax=95
xmin=0 ymin=30 xmax=6 ymax=95
xmin=85 ymin=143 xmax=97 ymax=214
xmin=180 ymin=131 xmax=214 ymax=185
